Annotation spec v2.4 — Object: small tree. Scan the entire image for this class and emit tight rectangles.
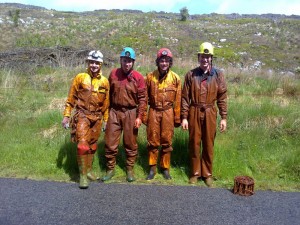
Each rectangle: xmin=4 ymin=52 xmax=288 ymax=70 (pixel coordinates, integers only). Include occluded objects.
xmin=9 ymin=9 xmax=20 ymax=27
xmin=180 ymin=7 xmax=189 ymax=21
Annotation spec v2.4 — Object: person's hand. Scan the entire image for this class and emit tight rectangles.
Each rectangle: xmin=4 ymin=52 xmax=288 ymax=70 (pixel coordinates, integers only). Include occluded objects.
xmin=220 ymin=119 xmax=227 ymax=132
xmin=134 ymin=118 xmax=142 ymax=129
xmin=102 ymin=121 xmax=107 ymax=132
xmin=181 ymin=119 xmax=188 ymax=130
xmin=62 ymin=117 xmax=70 ymax=129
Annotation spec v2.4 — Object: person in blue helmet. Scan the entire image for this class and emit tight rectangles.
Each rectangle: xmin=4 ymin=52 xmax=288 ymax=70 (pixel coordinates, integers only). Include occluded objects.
xmin=102 ymin=47 xmax=147 ymax=182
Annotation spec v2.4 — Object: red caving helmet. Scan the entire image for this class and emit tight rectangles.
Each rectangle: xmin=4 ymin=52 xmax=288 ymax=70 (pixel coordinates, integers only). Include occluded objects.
xmin=156 ymin=48 xmax=173 ymax=67
xmin=157 ymin=48 xmax=173 ymax=59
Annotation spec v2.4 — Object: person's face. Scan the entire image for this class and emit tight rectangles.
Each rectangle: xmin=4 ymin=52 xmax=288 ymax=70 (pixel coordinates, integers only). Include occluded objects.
xmin=88 ymin=60 xmax=101 ymax=74
xmin=198 ymin=54 xmax=212 ymax=70
xmin=120 ymin=57 xmax=134 ymax=74
xmin=158 ymin=56 xmax=170 ymax=73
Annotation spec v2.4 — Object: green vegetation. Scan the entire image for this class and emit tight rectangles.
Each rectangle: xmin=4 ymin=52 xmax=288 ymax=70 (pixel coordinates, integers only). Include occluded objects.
xmin=0 ymin=4 xmax=299 ymax=191
xmin=9 ymin=9 xmax=20 ymax=27
xmin=0 ymin=64 xmax=299 ymax=191
xmin=180 ymin=7 xmax=189 ymax=21
xmin=0 ymin=5 xmax=299 ymax=71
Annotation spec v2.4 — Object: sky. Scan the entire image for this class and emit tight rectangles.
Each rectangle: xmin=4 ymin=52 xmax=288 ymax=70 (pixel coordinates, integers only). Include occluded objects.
xmin=1 ymin=0 xmax=299 ymax=16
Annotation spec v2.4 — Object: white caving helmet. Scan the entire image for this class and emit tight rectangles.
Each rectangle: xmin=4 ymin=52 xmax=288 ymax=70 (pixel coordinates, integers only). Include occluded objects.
xmin=86 ymin=50 xmax=103 ymax=63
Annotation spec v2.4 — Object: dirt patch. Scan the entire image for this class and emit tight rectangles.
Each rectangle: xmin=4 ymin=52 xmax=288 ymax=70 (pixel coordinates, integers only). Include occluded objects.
xmin=41 ymin=124 xmax=60 ymax=139
xmin=49 ymin=97 xmax=65 ymax=111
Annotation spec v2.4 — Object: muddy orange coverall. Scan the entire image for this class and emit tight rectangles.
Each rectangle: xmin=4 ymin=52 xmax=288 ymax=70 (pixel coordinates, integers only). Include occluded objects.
xmin=181 ymin=67 xmax=227 ymax=179
xmin=104 ymin=68 xmax=146 ymax=171
xmin=144 ymin=69 xmax=181 ymax=170
xmin=63 ymin=71 xmax=110 ymax=154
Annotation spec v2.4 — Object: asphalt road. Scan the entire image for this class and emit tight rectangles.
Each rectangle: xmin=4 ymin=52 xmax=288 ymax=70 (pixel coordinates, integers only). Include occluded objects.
xmin=0 ymin=178 xmax=299 ymax=225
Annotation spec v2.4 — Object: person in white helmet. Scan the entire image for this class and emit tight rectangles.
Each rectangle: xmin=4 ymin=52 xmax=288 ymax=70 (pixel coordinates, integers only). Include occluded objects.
xmin=181 ymin=42 xmax=227 ymax=187
xmin=62 ymin=50 xmax=110 ymax=189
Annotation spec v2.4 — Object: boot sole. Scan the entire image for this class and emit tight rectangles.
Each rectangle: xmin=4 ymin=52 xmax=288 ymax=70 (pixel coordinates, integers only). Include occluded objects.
xmin=101 ymin=176 xmax=114 ymax=182
xmin=79 ymin=186 xmax=89 ymax=189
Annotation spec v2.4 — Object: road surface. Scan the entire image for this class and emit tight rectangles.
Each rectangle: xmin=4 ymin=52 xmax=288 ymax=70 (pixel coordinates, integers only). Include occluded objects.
xmin=0 ymin=178 xmax=299 ymax=225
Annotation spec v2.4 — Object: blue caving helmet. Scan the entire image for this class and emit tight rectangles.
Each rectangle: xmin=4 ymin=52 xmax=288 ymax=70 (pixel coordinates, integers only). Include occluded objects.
xmin=120 ymin=47 xmax=136 ymax=60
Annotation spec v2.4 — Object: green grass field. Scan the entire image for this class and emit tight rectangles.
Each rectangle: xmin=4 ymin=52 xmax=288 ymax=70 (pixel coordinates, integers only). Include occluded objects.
xmin=0 ymin=65 xmax=299 ymax=192
xmin=0 ymin=4 xmax=299 ymax=192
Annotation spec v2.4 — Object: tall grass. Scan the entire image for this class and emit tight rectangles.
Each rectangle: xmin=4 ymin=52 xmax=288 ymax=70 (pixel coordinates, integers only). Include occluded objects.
xmin=0 ymin=64 xmax=299 ymax=191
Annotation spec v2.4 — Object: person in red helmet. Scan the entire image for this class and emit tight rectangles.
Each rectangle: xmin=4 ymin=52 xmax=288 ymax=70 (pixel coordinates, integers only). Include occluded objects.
xmin=143 ymin=48 xmax=181 ymax=180
xmin=62 ymin=50 xmax=110 ymax=189
xmin=181 ymin=42 xmax=227 ymax=187
xmin=102 ymin=47 xmax=147 ymax=182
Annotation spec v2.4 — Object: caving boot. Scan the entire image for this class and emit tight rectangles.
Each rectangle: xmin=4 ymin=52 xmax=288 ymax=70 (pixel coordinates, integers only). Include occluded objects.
xmin=77 ymin=155 xmax=89 ymax=189
xmin=101 ymin=169 xmax=115 ymax=182
xmin=189 ymin=176 xmax=198 ymax=185
xmin=126 ymin=168 xmax=136 ymax=182
xmin=86 ymin=154 xmax=99 ymax=181
xmin=146 ymin=165 xmax=156 ymax=180
xmin=204 ymin=176 xmax=213 ymax=188
xmin=162 ymin=169 xmax=172 ymax=180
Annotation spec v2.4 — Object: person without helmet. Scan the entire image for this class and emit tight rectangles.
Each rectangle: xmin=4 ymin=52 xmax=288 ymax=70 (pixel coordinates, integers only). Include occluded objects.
xmin=143 ymin=48 xmax=181 ymax=180
xmin=61 ymin=50 xmax=110 ymax=189
xmin=181 ymin=42 xmax=227 ymax=187
xmin=102 ymin=47 xmax=147 ymax=182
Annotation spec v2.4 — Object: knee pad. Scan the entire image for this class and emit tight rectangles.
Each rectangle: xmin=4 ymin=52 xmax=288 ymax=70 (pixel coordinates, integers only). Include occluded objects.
xmin=77 ymin=143 xmax=90 ymax=155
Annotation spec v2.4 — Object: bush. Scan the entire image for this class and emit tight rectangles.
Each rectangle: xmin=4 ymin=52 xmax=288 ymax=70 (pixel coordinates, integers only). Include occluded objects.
xmin=180 ymin=7 xmax=189 ymax=21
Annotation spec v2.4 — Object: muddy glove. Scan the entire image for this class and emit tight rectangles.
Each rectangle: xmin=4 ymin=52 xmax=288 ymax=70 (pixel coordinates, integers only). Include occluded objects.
xmin=174 ymin=122 xmax=181 ymax=128
xmin=62 ymin=116 xmax=70 ymax=129
xmin=174 ymin=118 xmax=181 ymax=128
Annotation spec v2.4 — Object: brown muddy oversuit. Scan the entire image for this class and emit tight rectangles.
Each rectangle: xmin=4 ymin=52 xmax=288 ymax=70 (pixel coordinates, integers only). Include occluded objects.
xmin=104 ymin=68 xmax=146 ymax=171
xmin=181 ymin=67 xmax=227 ymax=179
xmin=63 ymin=70 xmax=110 ymax=155
xmin=144 ymin=69 xmax=181 ymax=170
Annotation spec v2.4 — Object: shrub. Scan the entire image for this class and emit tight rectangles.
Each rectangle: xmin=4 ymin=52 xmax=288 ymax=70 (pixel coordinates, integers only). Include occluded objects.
xmin=180 ymin=7 xmax=189 ymax=21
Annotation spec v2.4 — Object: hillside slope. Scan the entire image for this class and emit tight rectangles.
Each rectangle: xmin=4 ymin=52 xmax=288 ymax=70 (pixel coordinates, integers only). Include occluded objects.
xmin=0 ymin=3 xmax=299 ymax=72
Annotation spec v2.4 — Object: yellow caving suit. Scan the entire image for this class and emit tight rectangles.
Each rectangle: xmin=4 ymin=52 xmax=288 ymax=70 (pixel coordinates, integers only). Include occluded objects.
xmin=63 ymin=70 xmax=110 ymax=155
xmin=144 ymin=69 xmax=181 ymax=170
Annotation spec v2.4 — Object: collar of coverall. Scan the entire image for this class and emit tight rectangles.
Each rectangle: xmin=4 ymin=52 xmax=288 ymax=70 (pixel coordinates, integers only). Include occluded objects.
xmin=158 ymin=68 xmax=169 ymax=80
xmin=87 ymin=68 xmax=102 ymax=78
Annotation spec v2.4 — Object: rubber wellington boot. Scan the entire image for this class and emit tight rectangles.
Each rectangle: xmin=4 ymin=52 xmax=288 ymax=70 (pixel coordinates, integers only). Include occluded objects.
xmin=101 ymin=169 xmax=115 ymax=182
xmin=146 ymin=165 xmax=156 ymax=180
xmin=77 ymin=155 xmax=89 ymax=189
xmin=162 ymin=169 xmax=172 ymax=180
xmin=189 ymin=176 xmax=198 ymax=184
xmin=126 ymin=169 xmax=136 ymax=182
xmin=87 ymin=154 xmax=99 ymax=181
xmin=204 ymin=176 xmax=213 ymax=188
